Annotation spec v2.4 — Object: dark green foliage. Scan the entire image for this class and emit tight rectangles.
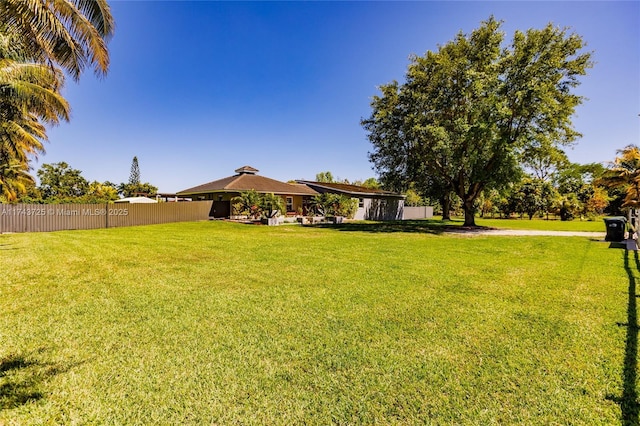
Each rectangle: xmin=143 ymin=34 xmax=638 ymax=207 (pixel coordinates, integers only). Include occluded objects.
xmin=260 ymin=193 xmax=286 ymax=219
xmin=308 ymin=193 xmax=358 ymax=218
xmin=232 ymin=190 xmax=286 ymax=219
xmin=232 ymin=189 xmax=263 ymax=218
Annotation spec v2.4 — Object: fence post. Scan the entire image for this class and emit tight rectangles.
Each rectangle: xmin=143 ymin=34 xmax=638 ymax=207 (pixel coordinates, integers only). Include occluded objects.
xmin=105 ymin=203 xmax=109 ymax=229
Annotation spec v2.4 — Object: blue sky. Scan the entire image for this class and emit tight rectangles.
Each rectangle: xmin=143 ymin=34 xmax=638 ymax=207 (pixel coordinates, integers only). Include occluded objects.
xmin=43 ymin=1 xmax=639 ymax=193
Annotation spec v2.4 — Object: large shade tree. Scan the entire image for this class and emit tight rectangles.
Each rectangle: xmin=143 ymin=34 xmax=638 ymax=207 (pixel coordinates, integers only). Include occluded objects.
xmin=363 ymin=17 xmax=592 ymax=226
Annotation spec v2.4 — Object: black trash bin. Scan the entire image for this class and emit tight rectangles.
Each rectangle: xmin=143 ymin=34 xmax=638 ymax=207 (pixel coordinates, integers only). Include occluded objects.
xmin=604 ymin=216 xmax=627 ymax=242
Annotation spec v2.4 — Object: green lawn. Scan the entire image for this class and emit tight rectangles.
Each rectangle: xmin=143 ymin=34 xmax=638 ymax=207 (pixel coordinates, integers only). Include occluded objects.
xmin=475 ymin=216 xmax=608 ymax=232
xmin=0 ymin=220 xmax=634 ymax=424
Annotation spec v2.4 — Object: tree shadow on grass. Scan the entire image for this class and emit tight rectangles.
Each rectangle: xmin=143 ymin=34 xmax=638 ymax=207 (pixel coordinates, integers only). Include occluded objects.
xmin=606 ymin=249 xmax=640 ymax=425
xmin=307 ymin=219 xmax=494 ymax=235
xmin=0 ymin=350 xmax=81 ymax=410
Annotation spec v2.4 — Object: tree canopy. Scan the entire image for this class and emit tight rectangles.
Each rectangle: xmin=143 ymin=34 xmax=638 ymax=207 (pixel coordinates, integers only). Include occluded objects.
xmin=0 ymin=0 xmax=114 ymax=80
xmin=363 ymin=17 xmax=592 ymax=226
xmin=37 ymin=161 xmax=89 ymax=202
xmin=315 ymin=171 xmax=335 ymax=183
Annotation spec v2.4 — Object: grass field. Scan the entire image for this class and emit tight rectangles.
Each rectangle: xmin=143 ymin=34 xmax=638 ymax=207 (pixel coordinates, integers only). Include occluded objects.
xmin=0 ymin=220 xmax=634 ymax=424
xmin=475 ymin=216 xmax=608 ymax=232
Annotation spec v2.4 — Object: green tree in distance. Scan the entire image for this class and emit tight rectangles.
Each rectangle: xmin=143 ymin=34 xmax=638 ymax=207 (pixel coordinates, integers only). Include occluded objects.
xmin=360 ymin=177 xmax=380 ymax=189
xmin=522 ymin=145 xmax=569 ymax=182
xmin=129 ymin=156 xmax=140 ymax=185
xmin=315 ymin=171 xmax=335 ymax=183
xmin=119 ymin=157 xmax=157 ymax=197
xmin=84 ymin=181 xmax=119 ymax=203
xmin=118 ymin=182 xmax=158 ymax=198
xmin=363 ymin=17 xmax=592 ymax=226
xmin=37 ymin=161 xmax=88 ymax=202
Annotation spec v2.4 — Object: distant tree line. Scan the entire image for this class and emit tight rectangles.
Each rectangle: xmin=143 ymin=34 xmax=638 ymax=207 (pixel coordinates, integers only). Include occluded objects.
xmin=381 ymin=147 xmax=637 ymax=221
xmin=475 ymin=161 xmax=609 ymax=221
xmin=314 ymin=171 xmax=380 ymax=189
xmin=11 ymin=158 xmax=158 ymax=204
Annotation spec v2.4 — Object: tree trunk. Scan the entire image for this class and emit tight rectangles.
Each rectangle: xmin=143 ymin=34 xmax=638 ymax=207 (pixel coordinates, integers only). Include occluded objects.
xmin=462 ymin=199 xmax=476 ymax=226
xmin=441 ymin=193 xmax=451 ymax=221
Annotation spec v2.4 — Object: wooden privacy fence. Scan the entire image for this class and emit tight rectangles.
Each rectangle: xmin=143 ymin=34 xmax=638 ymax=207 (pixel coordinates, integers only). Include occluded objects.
xmin=0 ymin=201 xmax=214 ymax=233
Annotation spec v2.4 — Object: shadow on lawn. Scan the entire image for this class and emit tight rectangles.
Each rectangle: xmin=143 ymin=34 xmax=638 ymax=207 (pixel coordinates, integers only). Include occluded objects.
xmin=308 ymin=220 xmax=494 ymax=235
xmin=0 ymin=350 xmax=80 ymax=409
xmin=607 ymin=249 xmax=640 ymax=425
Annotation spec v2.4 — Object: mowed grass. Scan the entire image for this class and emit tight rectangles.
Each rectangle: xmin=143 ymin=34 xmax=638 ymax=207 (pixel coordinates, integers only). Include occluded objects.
xmin=475 ymin=216 xmax=608 ymax=232
xmin=0 ymin=220 xmax=634 ymax=424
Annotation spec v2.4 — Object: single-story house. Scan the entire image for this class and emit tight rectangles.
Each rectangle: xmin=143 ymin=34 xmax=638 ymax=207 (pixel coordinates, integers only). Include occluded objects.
xmin=176 ymin=166 xmax=319 ymax=218
xmin=295 ymin=181 xmax=405 ymax=221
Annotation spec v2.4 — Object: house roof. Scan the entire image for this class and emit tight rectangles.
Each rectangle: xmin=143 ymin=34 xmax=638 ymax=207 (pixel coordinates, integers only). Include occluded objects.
xmin=114 ymin=196 xmax=158 ymax=204
xmin=235 ymin=165 xmax=259 ymax=174
xmin=296 ymin=181 xmax=405 ymax=199
xmin=177 ymin=167 xmax=319 ymax=196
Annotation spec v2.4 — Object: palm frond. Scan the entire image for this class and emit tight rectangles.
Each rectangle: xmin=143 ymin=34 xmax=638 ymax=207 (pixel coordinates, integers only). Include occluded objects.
xmin=0 ymin=0 xmax=114 ymax=79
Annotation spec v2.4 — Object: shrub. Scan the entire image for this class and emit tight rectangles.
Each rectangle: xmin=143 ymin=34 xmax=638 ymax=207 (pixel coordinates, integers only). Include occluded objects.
xmin=232 ymin=190 xmax=286 ymax=219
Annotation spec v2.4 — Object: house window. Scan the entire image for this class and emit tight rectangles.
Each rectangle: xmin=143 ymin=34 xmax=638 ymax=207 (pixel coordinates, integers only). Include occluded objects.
xmin=358 ymin=198 xmax=364 ymax=208
xmin=286 ymin=197 xmax=294 ymax=212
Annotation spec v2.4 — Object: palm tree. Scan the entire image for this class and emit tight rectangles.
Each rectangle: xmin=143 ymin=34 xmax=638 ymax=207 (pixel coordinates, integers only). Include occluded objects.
xmin=0 ymin=34 xmax=70 ymax=176
xmin=0 ymin=0 xmax=115 ymax=80
xmin=0 ymin=0 xmax=113 ymax=200
xmin=0 ymin=56 xmax=70 ymax=161
xmin=232 ymin=190 xmax=263 ymax=219
xmin=599 ymin=145 xmax=640 ymax=208
xmin=0 ymin=156 xmax=34 ymax=201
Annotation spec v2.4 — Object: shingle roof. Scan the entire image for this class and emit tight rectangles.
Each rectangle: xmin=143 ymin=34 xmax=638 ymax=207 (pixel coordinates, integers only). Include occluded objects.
xmin=178 ymin=170 xmax=318 ymax=196
xmin=296 ymin=181 xmax=405 ymax=198
xmin=234 ymin=165 xmax=259 ymax=174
